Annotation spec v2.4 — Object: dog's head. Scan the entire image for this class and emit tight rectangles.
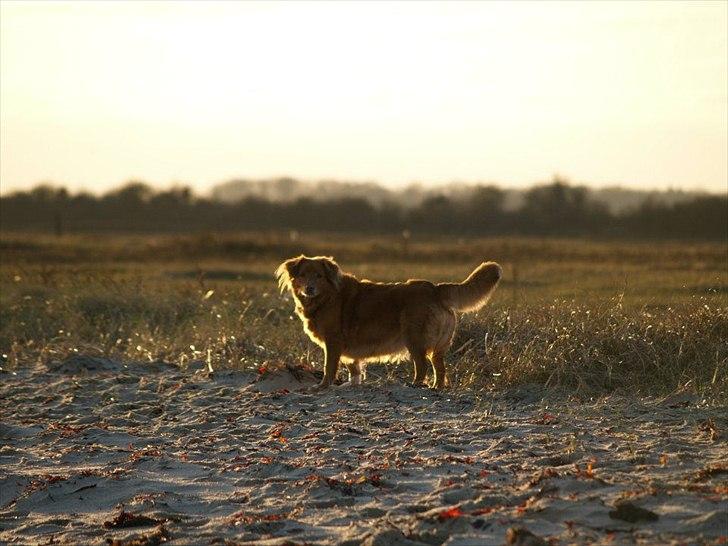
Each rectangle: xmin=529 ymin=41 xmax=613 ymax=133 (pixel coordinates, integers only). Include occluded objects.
xmin=275 ymin=255 xmax=342 ymax=299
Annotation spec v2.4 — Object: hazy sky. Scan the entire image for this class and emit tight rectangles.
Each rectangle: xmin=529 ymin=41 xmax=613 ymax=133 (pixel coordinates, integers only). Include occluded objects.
xmin=1 ymin=1 xmax=726 ymax=194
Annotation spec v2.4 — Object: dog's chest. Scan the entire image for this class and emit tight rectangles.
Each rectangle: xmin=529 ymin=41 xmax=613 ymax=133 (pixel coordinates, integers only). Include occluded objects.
xmin=295 ymin=307 xmax=326 ymax=346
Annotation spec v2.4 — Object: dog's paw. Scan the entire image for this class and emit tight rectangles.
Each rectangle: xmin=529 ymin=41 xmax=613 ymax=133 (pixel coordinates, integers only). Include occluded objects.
xmin=336 ymin=375 xmax=362 ymax=389
xmin=335 ymin=380 xmax=361 ymax=389
xmin=306 ymin=381 xmax=330 ymax=393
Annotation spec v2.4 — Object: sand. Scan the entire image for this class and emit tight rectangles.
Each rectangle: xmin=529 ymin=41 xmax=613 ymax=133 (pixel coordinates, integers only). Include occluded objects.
xmin=1 ymin=355 xmax=726 ymax=545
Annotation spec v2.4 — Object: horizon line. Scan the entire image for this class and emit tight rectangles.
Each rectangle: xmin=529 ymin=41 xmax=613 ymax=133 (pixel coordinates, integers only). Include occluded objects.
xmin=0 ymin=175 xmax=724 ymax=198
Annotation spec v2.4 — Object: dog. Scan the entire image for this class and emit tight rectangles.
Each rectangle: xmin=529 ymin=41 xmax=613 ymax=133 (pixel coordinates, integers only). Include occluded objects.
xmin=276 ymin=255 xmax=501 ymax=390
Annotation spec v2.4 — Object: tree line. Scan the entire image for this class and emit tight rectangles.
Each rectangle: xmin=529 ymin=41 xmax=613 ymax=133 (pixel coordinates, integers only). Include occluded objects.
xmin=0 ymin=180 xmax=725 ymax=240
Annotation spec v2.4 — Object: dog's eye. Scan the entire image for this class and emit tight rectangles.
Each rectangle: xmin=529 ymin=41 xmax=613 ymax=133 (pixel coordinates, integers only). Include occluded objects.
xmin=315 ymin=273 xmax=323 ymax=279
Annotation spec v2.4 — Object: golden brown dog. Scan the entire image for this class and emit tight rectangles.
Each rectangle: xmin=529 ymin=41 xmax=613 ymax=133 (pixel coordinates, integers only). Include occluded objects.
xmin=276 ymin=256 xmax=501 ymax=390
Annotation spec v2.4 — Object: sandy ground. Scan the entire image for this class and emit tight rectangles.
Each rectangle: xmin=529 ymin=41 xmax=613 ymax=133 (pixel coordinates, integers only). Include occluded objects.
xmin=0 ymin=356 xmax=726 ymax=546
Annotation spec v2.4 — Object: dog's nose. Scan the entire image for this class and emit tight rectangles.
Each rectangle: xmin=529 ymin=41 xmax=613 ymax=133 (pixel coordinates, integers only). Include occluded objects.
xmin=305 ymin=285 xmax=317 ymax=297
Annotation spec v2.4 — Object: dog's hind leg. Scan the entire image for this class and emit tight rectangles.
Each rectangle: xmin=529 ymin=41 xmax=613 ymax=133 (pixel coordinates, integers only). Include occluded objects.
xmin=430 ymin=350 xmax=448 ymax=390
xmin=407 ymin=345 xmax=429 ymax=387
xmin=430 ymin=310 xmax=455 ymax=389
xmin=337 ymin=360 xmax=363 ymax=388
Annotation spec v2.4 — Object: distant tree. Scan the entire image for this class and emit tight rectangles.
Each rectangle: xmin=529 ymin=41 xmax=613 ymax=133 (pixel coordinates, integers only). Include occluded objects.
xmin=377 ymin=201 xmax=405 ymax=232
xmin=151 ymin=186 xmax=193 ymax=207
xmin=620 ymin=195 xmax=728 ymax=240
xmin=323 ymin=198 xmax=378 ymax=231
xmin=104 ymin=181 xmax=154 ymax=206
xmin=463 ymin=185 xmax=506 ymax=233
xmin=520 ymin=178 xmax=610 ymax=235
xmin=409 ymin=195 xmax=457 ymax=234
xmin=271 ymin=177 xmax=300 ymax=201
xmin=0 ymin=179 xmax=724 ymax=240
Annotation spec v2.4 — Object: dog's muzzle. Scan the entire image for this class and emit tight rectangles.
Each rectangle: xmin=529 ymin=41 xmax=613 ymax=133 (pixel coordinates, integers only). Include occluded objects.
xmin=303 ymin=286 xmax=318 ymax=298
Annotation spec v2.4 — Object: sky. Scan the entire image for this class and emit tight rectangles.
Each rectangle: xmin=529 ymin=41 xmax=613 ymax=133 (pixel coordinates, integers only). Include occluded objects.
xmin=1 ymin=1 xmax=726 ymax=195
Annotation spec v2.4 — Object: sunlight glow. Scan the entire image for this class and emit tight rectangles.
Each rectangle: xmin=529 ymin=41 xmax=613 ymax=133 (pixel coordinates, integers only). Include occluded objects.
xmin=1 ymin=1 xmax=726 ymax=193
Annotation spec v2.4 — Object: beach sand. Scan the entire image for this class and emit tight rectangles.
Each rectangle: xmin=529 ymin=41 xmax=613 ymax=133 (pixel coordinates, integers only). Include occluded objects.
xmin=1 ymin=355 xmax=726 ymax=545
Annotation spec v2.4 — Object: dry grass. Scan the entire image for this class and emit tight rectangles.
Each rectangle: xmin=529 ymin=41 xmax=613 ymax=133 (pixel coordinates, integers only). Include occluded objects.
xmin=1 ymin=232 xmax=726 ymax=401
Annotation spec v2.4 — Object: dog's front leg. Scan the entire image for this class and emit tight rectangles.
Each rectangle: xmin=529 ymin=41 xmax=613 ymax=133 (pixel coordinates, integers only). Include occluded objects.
xmin=318 ymin=342 xmax=342 ymax=389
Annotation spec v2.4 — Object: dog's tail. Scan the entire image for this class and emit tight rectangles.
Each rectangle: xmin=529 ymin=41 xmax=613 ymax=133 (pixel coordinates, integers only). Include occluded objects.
xmin=436 ymin=262 xmax=502 ymax=313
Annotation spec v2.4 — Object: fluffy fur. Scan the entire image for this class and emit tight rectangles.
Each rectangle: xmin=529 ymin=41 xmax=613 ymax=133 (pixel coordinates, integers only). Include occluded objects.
xmin=276 ymin=255 xmax=502 ymax=389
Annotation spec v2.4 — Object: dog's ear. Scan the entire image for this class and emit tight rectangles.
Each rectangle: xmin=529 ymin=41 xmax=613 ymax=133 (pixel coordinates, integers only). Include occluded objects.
xmin=275 ymin=255 xmax=303 ymax=293
xmin=320 ymin=257 xmax=342 ymax=291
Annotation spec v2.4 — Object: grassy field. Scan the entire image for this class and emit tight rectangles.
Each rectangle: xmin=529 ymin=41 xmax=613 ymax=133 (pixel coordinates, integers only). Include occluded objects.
xmin=1 ymin=232 xmax=726 ymax=401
